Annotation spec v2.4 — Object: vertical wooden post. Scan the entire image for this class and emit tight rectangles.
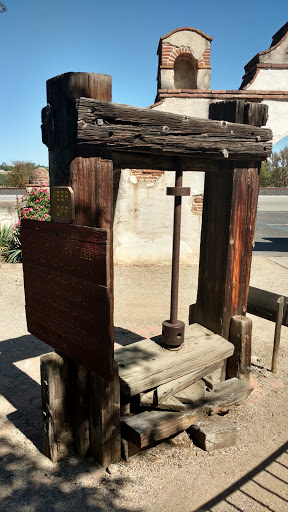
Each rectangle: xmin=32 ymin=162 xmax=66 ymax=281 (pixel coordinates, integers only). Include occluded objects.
xmin=41 ymin=353 xmax=73 ymax=462
xmin=42 ymin=72 xmax=120 ymax=465
xmin=195 ymin=101 xmax=267 ymax=381
xmin=228 ymin=315 xmax=252 ymax=384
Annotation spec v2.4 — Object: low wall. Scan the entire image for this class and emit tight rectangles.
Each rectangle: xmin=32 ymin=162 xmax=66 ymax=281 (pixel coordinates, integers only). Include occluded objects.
xmin=0 ymin=201 xmax=18 ymax=227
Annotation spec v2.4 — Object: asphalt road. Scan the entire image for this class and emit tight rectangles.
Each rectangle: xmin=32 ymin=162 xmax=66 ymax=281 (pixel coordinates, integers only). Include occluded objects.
xmin=254 ymin=195 xmax=288 ymax=260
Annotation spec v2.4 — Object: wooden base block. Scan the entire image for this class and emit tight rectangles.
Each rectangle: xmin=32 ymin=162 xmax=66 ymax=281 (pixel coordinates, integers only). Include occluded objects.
xmin=121 ymin=438 xmax=141 ymax=461
xmin=41 ymin=352 xmax=73 ymax=463
xmin=89 ymin=360 xmax=121 ymax=468
xmin=188 ymin=417 xmax=238 ymax=452
xmin=121 ymin=409 xmax=198 ymax=448
xmin=204 ymin=377 xmax=252 ymax=415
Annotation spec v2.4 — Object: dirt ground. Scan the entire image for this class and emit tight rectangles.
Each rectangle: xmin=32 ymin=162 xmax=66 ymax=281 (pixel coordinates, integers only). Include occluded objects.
xmin=0 ymin=256 xmax=288 ymax=511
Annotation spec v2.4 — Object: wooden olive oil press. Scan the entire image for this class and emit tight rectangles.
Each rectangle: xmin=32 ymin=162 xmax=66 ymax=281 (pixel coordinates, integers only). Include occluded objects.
xmin=21 ymin=72 xmax=272 ymax=466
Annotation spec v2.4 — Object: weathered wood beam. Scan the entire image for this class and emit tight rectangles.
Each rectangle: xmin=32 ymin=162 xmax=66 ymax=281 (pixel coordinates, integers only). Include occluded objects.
xmin=247 ymin=286 xmax=288 ymax=326
xmin=75 ymin=98 xmax=272 ymax=162
xmin=121 ymin=409 xmax=199 ymax=448
xmin=139 ymin=360 xmax=223 ymax=407
xmin=121 ymin=378 xmax=251 ymax=449
xmin=116 ymin=324 xmax=234 ymax=397
xmin=195 ymin=102 xmax=263 ymax=342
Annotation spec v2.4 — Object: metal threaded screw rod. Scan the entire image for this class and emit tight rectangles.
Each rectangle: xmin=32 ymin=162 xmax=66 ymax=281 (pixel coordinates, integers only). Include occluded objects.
xmin=162 ymin=161 xmax=190 ymax=349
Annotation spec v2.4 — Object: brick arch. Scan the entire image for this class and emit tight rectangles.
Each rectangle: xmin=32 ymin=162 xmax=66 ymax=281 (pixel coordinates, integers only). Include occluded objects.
xmin=168 ymin=46 xmax=193 ymax=66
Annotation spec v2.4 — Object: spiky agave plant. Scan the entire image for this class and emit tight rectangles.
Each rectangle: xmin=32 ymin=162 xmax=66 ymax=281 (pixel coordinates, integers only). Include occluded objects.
xmin=0 ymin=224 xmax=22 ymax=263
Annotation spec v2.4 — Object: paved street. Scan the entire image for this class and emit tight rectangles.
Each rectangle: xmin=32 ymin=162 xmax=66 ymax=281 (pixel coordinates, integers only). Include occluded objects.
xmin=255 ymin=195 xmax=288 ymax=266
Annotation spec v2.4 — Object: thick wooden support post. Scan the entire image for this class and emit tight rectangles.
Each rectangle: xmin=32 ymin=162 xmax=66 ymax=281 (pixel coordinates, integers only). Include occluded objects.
xmin=195 ymin=162 xmax=260 ymax=339
xmin=43 ymin=72 xmax=120 ymax=465
xmin=41 ymin=353 xmax=73 ymax=462
xmin=90 ymin=360 xmax=121 ymax=468
xmin=228 ymin=315 xmax=252 ymax=384
xmin=195 ymin=102 xmax=267 ymax=379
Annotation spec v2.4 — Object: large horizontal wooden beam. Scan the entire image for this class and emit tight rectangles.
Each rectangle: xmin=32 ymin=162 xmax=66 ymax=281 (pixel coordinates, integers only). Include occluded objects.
xmin=75 ymin=98 xmax=272 ymax=164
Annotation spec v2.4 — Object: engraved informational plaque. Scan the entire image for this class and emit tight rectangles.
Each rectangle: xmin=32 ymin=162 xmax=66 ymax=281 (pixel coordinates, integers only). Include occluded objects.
xmin=50 ymin=186 xmax=75 ymax=223
xmin=21 ymin=219 xmax=113 ymax=379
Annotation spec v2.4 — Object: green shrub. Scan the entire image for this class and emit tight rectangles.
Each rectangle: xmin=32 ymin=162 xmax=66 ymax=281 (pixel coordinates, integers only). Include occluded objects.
xmin=0 ymin=224 xmax=22 ymax=263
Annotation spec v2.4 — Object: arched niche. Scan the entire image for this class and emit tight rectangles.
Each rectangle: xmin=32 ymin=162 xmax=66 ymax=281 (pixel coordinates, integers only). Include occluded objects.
xmin=174 ymin=54 xmax=197 ymax=89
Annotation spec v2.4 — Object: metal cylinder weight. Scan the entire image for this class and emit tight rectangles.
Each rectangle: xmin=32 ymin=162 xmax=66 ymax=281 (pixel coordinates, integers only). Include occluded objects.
xmin=162 ymin=319 xmax=185 ymax=349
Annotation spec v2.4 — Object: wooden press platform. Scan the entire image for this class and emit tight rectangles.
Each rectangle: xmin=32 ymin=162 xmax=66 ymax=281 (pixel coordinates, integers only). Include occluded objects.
xmin=115 ymin=323 xmax=234 ymax=397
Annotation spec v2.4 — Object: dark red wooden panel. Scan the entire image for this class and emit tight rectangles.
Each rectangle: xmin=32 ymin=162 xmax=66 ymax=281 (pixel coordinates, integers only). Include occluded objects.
xmin=21 ymin=219 xmax=113 ymax=378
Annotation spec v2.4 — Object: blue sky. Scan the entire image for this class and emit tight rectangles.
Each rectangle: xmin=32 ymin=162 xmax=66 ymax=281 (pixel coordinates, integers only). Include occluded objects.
xmin=0 ymin=0 xmax=287 ymax=166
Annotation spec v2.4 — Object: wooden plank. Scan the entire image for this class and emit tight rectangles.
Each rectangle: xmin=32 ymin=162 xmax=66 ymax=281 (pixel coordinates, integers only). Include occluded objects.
xmin=247 ymin=286 xmax=288 ymax=326
xmin=89 ymin=360 xmax=121 ymax=468
xmin=209 ymin=101 xmax=269 ymax=127
xmin=140 ymin=360 xmax=223 ymax=406
xmin=116 ymin=323 xmax=234 ymax=396
xmin=121 ymin=409 xmax=198 ymax=448
xmin=228 ymin=315 xmax=252 ymax=384
xmin=76 ymin=98 xmax=272 ymax=161
xmin=174 ymin=381 xmax=205 ymax=404
xmin=203 ymin=377 xmax=252 ymax=415
xmin=26 ymin=307 xmax=112 ymax=376
xmin=41 ymin=353 xmax=73 ymax=462
xmin=21 ymin=221 xmax=112 ymax=378
xmin=122 ymin=378 xmax=250 ymax=449
xmin=21 ymin=219 xmax=109 ymax=287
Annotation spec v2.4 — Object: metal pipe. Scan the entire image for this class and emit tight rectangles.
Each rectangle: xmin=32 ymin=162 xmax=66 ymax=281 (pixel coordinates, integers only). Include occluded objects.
xmin=170 ymin=167 xmax=183 ymax=324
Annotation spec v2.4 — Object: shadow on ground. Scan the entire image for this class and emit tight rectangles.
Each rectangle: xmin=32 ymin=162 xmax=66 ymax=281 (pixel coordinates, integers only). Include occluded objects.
xmin=194 ymin=441 xmax=288 ymax=511
xmin=254 ymin=238 xmax=288 ymax=253
xmin=0 ymin=436 xmax=140 ymax=512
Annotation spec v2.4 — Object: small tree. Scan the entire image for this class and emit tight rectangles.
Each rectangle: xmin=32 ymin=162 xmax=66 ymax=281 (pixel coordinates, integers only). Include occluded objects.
xmin=270 ymin=147 xmax=288 ymax=187
xmin=6 ymin=161 xmax=37 ymax=188
xmin=260 ymin=160 xmax=272 ymax=187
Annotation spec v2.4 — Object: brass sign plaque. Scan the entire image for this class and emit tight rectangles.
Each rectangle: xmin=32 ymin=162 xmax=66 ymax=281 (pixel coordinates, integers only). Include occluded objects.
xmin=50 ymin=186 xmax=75 ymax=223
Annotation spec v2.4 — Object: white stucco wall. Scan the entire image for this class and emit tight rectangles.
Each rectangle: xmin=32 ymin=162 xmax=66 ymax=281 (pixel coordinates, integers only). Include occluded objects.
xmin=248 ymin=69 xmax=288 ymax=91
xmin=153 ymin=97 xmax=210 ymax=118
xmin=113 ymin=169 xmax=204 ymax=264
xmin=164 ymin=31 xmax=210 ymax=60
xmin=262 ymin=100 xmax=288 ymax=144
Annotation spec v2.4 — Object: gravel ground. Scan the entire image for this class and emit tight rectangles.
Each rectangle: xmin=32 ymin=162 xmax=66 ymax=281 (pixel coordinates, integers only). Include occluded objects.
xmin=0 ymin=257 xmax=288 ymax=512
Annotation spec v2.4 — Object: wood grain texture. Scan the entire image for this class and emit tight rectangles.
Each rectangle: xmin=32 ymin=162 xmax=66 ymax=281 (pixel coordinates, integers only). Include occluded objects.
xmin=247 ymin=286 xmax=288 ymax=326
xmin=89 ymin=360 xmax=121 ymax=468
xmin=121 ymin=409 xmax=198 ymax=448
xmin=195 ymin=101 xmax=263 ymax=343
xmin=203 ymin=377 xmax=252 ymax=415
xmin=41 ymin=353 xmax=73 ymax=462
xmin=21 ymin=220 xmax=112 ymax=377
xmin=140 ymin=360 xmax=223 ymax=406
xmin=188 ymin=416 xmax=238 ymax=452
xmin=228 ymin=315 xmax=252 ymax=383
xmin=116 ymin=324 xmax=234 ymax=397
xmin=75 ymin=98 xmax=272 ymax=161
